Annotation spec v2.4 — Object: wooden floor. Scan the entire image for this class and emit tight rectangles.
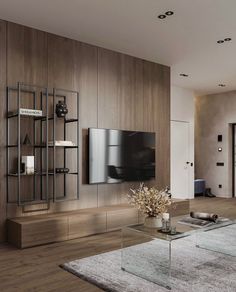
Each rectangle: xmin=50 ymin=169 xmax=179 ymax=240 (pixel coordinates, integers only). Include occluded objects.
xmin=190 ymin=197 xmax=236 ymax=219
xmin=0 ymin=197 xmax=236 ymax=292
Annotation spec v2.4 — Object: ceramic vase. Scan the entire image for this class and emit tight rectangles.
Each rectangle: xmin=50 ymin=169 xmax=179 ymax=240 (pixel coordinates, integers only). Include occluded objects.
xmin=144 ymin=215 xmax=162 ymax=228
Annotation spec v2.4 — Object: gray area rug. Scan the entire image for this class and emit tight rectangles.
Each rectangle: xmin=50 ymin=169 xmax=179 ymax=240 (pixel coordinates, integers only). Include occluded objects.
xmin=61 ymin=225 xmax=236 ymax=292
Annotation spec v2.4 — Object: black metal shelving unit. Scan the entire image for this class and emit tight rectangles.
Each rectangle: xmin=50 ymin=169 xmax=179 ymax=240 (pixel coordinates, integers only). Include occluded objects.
xmin=6 ymin=82 xmax=79 ymax=209
xmin=52 ymin=87 xmax=79 ymax=202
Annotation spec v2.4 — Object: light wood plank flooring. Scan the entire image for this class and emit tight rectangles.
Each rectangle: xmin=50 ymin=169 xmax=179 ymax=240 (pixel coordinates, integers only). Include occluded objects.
xmin=190 ymin=197 xmax=236 ymax=219
xmin=0 ymin=197 xmax=236 ymax=292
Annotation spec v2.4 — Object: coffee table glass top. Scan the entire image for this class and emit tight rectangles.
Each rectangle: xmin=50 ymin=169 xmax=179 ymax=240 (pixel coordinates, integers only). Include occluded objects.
xmin=125 ymin=217 xmax=236 ymax=241
xmin=122 ymin=217 xmax=236 ymax=289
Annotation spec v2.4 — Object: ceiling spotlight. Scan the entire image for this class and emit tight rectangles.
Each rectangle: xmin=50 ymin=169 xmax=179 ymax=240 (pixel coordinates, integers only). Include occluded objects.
xmin=217 ymin=40 xmax=224 ymax=44
xmin=165 ymin=11 xmax=174 ymax=16
xmin=218 ymin=84 xmax=226 ymax=87
xmin=180 ymin=73 xmax=189 ymax=77
xmin=158 ymin=14 xmax=166 ymax=19
xmin=224 ymin=37 xmax=232 ymax=42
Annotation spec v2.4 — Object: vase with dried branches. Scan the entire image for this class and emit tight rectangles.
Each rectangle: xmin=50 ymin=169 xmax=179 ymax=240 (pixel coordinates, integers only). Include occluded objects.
xmin=127 ymin=183 xmax=172 ymax=228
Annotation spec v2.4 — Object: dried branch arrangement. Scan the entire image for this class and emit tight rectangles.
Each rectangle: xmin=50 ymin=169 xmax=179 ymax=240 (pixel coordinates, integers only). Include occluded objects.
xmin=127 ymin=183 xmax=172 ymax=217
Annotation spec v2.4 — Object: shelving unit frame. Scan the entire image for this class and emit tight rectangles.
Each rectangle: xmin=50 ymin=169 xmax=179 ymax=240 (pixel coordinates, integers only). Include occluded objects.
xmin=52 ymin=87 xmax=79 ymax=202
xmin=6 ymin=82 xmax=79 ymax=208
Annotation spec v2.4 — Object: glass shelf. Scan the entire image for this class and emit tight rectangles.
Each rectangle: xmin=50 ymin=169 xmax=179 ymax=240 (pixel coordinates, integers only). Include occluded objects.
xmin=65 ymin=118 xmax=78 ymax=123
xmin=7 ymin=144 xmax=78 ymax=148
xmin=6 ymin=113 xmax=77 ymax=122
xmin=7 ymin=112 xmax=47 ymax=119
xmin=37 ymin=116 xmax=78 ymax=123
xmin=8 ymin=172 xmax=78 ymax=177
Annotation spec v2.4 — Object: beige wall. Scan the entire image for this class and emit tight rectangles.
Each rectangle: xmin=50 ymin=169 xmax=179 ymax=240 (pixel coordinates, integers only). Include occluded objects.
xmin=195 ymin=91 xmax=236 ymax=197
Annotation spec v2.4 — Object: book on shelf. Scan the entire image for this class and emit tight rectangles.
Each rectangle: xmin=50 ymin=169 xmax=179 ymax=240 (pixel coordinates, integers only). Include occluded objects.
xmin=48 ymin=140 xmax=76 ymax=147
xmin=19 ymin=108 xmax=43 ymax=116
xmin=21 ymin=156 xmax=34 ymax=175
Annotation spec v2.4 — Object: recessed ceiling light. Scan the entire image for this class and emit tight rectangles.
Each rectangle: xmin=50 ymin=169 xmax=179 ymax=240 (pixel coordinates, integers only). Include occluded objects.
xmin=165 ymin=11 xmax=174 ymax=16
xmin=158 ymin=14 xmax=166 ymax=19
xmin=217 ymin=40 xmax=224 ymax=44
xmin=180 ymin=73 xmax=189 ymax=77
xmin=218 ymin=84 xmax=226 ymax=87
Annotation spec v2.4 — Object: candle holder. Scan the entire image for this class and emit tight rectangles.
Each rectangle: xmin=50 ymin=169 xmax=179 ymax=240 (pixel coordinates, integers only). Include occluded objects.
xmin=162 ymin=213 xmax=171 ymax=233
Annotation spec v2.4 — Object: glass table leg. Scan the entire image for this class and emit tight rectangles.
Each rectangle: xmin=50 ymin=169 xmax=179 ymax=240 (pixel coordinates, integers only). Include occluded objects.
xmin=121 ymin=227 xmax=172 ymax=289
xmin=196 ymin=225 xmax=236 ymax=257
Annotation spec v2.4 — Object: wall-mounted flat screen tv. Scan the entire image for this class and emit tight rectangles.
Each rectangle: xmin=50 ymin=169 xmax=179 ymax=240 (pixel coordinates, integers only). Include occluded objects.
xmin=89 ymin=128 xmax=155 ymax=184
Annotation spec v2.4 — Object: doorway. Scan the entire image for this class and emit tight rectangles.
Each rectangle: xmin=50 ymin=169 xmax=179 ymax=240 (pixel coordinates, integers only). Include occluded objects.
xmin=232 ymin=124 xmax=236 ymax=197
xmin=171 ymin=120 xmax=193 ymax=199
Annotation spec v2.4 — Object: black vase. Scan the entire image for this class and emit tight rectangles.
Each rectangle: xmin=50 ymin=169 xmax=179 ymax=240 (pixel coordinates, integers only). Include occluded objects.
xmin=55 ymin=100 xmax=68 ymax=118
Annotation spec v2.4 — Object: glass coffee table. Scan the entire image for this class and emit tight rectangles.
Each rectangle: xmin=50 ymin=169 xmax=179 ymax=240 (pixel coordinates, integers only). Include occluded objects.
xmin=121 ymin=217 xmax=236 ymax=290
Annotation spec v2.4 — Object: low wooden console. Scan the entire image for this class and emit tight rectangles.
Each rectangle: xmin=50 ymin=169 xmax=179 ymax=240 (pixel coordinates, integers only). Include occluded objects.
xmin=7 ymin=200 xmax=189 ymax=248
xmin=7 ymin=204 xmax=139 ymax=248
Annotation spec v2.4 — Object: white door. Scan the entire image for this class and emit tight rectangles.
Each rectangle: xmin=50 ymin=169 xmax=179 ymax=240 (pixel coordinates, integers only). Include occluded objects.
xmin=234 ymin=126 xmax=236 ymax=195
xmin=171 ymin=121 xmax=190 ymax=199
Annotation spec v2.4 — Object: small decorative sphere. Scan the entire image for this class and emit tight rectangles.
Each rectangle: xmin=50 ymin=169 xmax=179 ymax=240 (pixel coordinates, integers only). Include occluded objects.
xmin=55 ymin=100 xmax=68 ymax=118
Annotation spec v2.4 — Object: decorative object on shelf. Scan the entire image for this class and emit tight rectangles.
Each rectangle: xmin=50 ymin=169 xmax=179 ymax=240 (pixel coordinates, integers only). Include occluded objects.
xmin=126 ymin=183 xmax=172 ymax=229
xmin=48 ymin=140 xmax=76 ymax=147
xmin=56 ymin=168 xmax=70 ymax=174
xmin=23 ymin=134 xmax=31 ymax=145
xmin=190 ymin=211 xmax=218 ymax=222
xmin=21 ymin=156 xmax=34 ymax=175
xmin=144 ymin=215 xmax=162 ymax=228
xmin=55 ymin=100 xmax=68 ymax=118
xmin=161 ymin=212 xmax=171 ymax=233
xmin=170 ymin=226 xmax=177 ymax=235
xmin=20 ymin=108 xmax=42 ymax=116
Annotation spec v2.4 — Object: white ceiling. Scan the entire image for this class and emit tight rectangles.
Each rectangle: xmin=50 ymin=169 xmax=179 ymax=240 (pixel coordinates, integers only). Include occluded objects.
xmin=0 ymin=0 xmax=236 ymax=95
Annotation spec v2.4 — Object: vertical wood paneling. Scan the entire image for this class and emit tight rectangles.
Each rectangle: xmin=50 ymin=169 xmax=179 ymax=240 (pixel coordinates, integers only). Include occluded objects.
xmin=97 ymin=49 xmax=143 ymax=205
xmin=6 ymin=22 xmax=48 ymax=217
xmin=97 ymin=48 xmax=122 ymax=206
xmin=118 ymin=55 xmax=143 ymax=131
xmin=2 ymin=21 xmax=170 ymax=240
xmin=74 ymin=42 xmax=98 ymax=208
xmin=23 ymin=27 xmax=48 ymax=86
xmin=47 ymin=34 xmax=76 ymax=205
xmin=143 ymin=60 xmax=170 ymax=188
xmin=0 ymin=20 xmax=6 ymax=242
xmin=7 ymin=22 xmax=48 ymax=85
xmin=118 ymin=55 xmax=144 ymax=203
xmin=98 ymin=48 xmax=121 ymax=129
xmin=7 ymin=22 xmax=24 ymax=85
xmin=47 ymin=34 xmax=75 ymax=89
xmin=46 ymin=37 xmax=99 ymax=211
xmin=155 ymin=65 xmax=170 ymax=188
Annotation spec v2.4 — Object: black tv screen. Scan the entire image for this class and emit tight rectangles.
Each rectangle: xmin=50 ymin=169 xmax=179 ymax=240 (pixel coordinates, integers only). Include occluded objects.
xmin=89 ymin=128 xmax=155 ymax=184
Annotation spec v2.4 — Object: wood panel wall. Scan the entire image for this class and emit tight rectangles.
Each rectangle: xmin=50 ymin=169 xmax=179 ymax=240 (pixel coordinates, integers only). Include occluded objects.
xmin=0 ymin=21 xmax=7 ymax=242
xmin=0 ymin=20 xmax=170 ymax=241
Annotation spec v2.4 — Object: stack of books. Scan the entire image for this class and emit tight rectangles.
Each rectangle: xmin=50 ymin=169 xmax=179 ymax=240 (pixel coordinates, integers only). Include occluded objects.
xmin=48 ymin=140 xmax=76 ymax=147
